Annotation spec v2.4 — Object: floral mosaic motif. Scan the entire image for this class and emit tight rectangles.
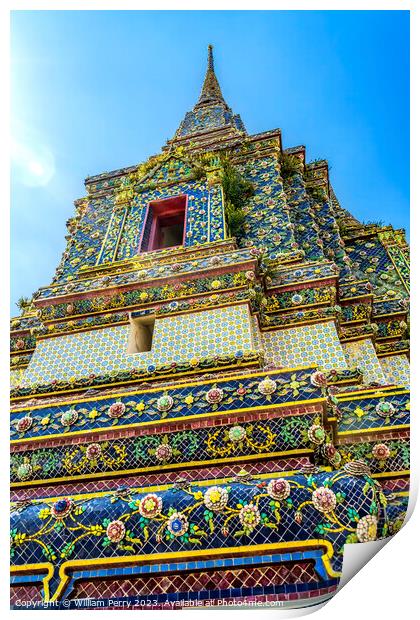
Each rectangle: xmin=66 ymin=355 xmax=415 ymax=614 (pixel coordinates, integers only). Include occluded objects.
xmin=204 ymin=486 xmax=229 ymax=512
xmin=356 ymin=515 xmax=378 ymax=543
xmin=228 ymin=425 xmax=246 ymax=443
xmin=10 ymin=472 xmax=408 ymax=583
xmin=267 ymin=478 xmax=291 ymax=501
xmin=260 ymin=305 xmax=339 ymax=330
xmin=257 ymin=377 xmax=277 ymax=396
xmin=16 ymin=461 xmax=33 ymax=481
xmin=340 ymin=303 xmax=371 ymax=324
xmin=268 ymin=261 xmax=337 ymax=289
xmin=10 ymin=413 xmax=318 ymax=484
xmin=375 ymin=401 xmax=396 ymax=418
xmin=310 ymin=371 xmax=327 ymax=388
xmin=130 ymin=246 xmax=253 ymax=292
xmin=156 ymin=395 xmax=174 ymax=413
xmin=346 ymin=236 xmax=408 ymax=299
xmin=15 ymin=415 xmax=33 ymax=434
xmin=337 ymin=393 xmax=409 ymax=433
xmin=312 ymin=487 xmax=337 ymax=513
xmin=204 ymin=386 xmax=224 ymax=405
xmin=51 ymin=498 xmax=73 ymax=520
xmin=38 ymin=271 xmax=253 ymax=323
xmin=10 ymin=368 xmax=319 ymax=441
xmin=10 ymin=334 xmax=36 ymax=353
xmin=322 ymin=444 xmax=342 ymax=468
xmin=236 ymin=155 xmax=295 ymax=260
xmin=60 ymin=409 xmax=78 ymax=428
xmin=57 ymin=195 xmax=113 ymax=279
xmin=307 ymin=424 xmax=326 ymax=445
xmin=338 ymin=439 xmax=409 ymax=475
xmin=138 ymin=494 xmax=162 ymax=519
xmin=283 ymin=172 xmax=325 ymax=263
xmin=86 ymin=443 xmax=102 ymax=460
xmin=106 ymin=520 xmax=126 ymax=544
xmin=265 ymin=285 xmax=335 ymax=313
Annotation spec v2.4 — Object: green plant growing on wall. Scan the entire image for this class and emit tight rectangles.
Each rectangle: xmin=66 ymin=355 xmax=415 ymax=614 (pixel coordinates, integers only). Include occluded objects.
xmin=362 ymin=220 xmax=385 ymax=227
xmin=279 ymin=154 xmax=302 ymax=181
xmin=16 ymin=297 xmax=31 ymax=314
xmin=220 ymin=156 xmax=254 ymax=240
xmin=307 ymin=185 xmax=327 ymax=203
xmin=189 ymin=152 xmax=218 ymax=181
xmin=307 ymin=158 xmax=327 ymax=166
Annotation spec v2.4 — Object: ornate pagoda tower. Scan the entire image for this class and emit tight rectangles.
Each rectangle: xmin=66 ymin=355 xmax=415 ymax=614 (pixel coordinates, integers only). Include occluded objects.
xmin=10 ymin=46 xmax=409 ymax=609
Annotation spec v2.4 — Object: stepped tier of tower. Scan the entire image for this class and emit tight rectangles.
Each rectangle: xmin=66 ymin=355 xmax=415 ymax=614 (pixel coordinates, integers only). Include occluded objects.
xmin=10 ymin=46 xmax=409 ymax=609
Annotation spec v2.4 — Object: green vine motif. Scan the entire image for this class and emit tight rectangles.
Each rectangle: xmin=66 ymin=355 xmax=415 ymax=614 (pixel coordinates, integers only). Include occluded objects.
xmin=395 ymin=440 xmax=410 ymax=469
xmin=133 ymin=435 xmax=160 ymax=461
xmin=172 ymin=431 xmax=200 ymax=458
xmin=62 ymin=442 xmax=127 ymax=474
xmin=11 ymin=450 xmax=60 ymax=480
xmin=133 ymin=431 xmax=200 ymax=464
xmin=279 ymin=416 xmax=313 ymax=448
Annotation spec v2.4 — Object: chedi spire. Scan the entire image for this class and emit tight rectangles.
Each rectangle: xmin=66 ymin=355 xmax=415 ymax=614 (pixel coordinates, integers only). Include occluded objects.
xmin=196 ymin=44 xmax=226 ymax=107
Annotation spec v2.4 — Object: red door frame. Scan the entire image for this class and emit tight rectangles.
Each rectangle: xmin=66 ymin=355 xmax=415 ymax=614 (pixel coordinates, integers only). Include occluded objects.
xmin=138 ymin=194 xmax=188 ymax=253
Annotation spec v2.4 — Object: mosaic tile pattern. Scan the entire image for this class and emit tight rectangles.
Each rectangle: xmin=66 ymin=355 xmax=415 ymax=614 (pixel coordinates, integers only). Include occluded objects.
xmin=238 ymin=155 xmax=295 ymax=259
xmin=71 ymin=560 xmax=319 ymax=601
xmin=342 ymin=339 xmax=387 ymax=385
xmin=251 ymin=315 xmax=263 ymax=350
xmin=263 ymin=321 xmax=347 ymax=371
xmin=10 ymin=412 xmax=317 ymax=484
xmin=380 ymin=355 xmax=410 ymax=388
xmin=346 ymin=236 xmax=408 ymax=299
xmin=10 ymin=584 xmax=43 ymax=605
xmin=155 ymin=304 xmax=253 ymax=361
xmin=10 ymin=472 xmax=408 ymax=595
xmin=11 ymin=367 xmax=321 ymax=441
xmin=336 ymin=391 xmax=410 ymax=434
xmin=10 ymin=368 xmax=25 ymax=389
xmin=10 ymin=458 xmax=311 ymax=502
xmin=22 ymin=304 xmax=254 ymax=386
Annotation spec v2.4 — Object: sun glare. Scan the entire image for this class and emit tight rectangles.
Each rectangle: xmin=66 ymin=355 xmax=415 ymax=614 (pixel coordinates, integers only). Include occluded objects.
xmin=12 ymin=137 xmax=55 ymax=187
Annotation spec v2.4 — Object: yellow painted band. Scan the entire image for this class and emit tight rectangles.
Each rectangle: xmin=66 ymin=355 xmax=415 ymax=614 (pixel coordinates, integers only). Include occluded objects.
xmin=10 ymin=563 xmax=54 ymax=601
xmin=337 ymin=424 xmax=410 ymax=437
xmin=372 ymin=470 xmax=410 ymax=479
xmin=335 ymin=389 xmax=409 ymax=401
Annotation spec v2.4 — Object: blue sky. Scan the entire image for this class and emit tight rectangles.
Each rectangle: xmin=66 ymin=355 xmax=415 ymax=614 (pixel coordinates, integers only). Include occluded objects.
xmin=11 ymin=10 xmax=409 ymax=314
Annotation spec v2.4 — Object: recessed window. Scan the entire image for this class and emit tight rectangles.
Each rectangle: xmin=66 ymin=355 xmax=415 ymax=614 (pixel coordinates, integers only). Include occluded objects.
xmin=127 ymin=315 xmax=155 ymax=354
xmin=140 ymin=195 xmax=187 ymax=253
